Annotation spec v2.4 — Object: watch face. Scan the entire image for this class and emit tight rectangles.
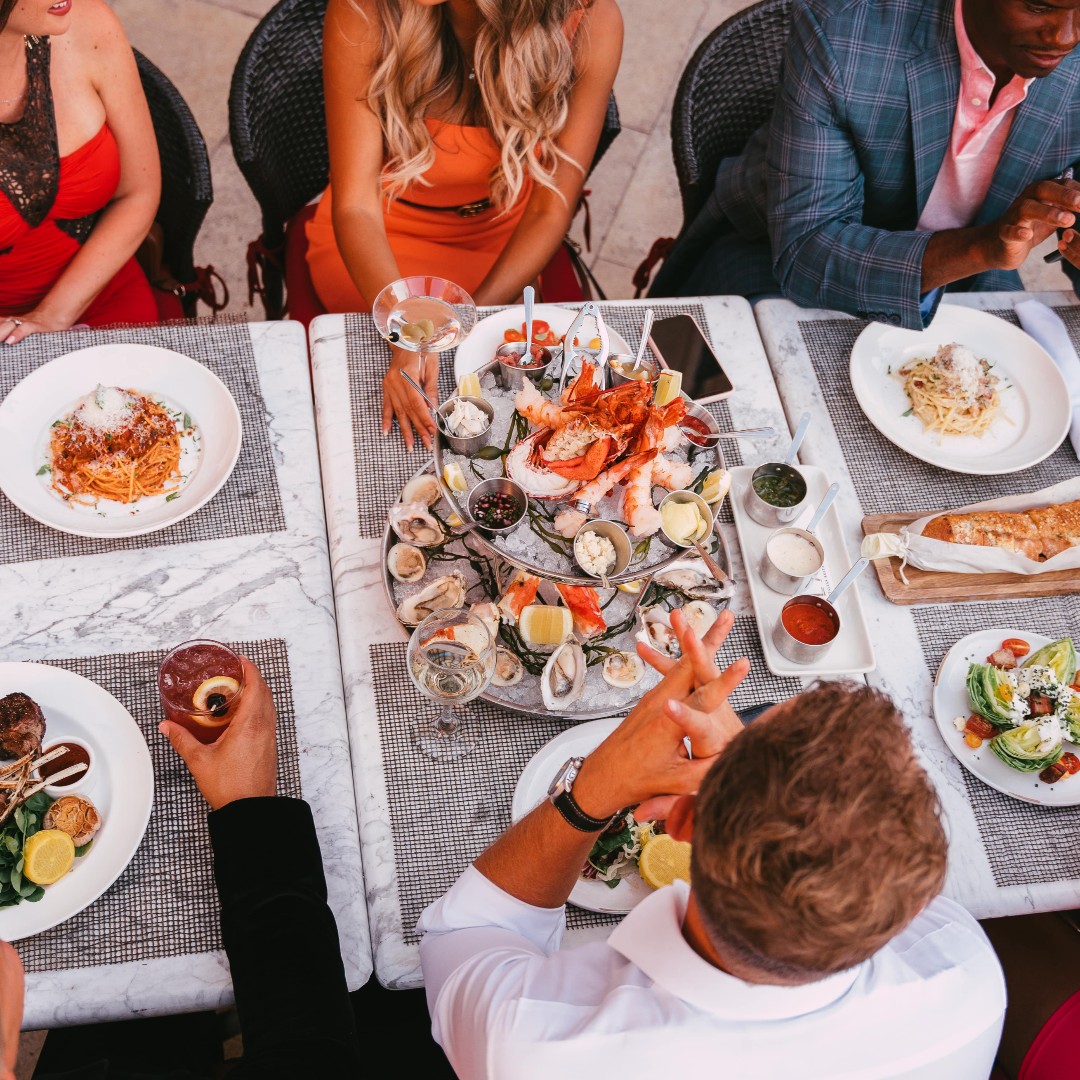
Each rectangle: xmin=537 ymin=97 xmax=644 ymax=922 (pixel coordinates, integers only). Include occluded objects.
xmin=548 ymin=756 xmax=580 ymax=797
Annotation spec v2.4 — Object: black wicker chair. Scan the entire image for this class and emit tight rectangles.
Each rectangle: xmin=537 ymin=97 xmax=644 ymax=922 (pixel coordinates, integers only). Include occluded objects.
xmin=229 ymin=0 xmax=621 ymax=320
xmin=634 ymin=0 xmax=792 ymax=294
xmin=134 ymin=49 xmax=217 ymax=318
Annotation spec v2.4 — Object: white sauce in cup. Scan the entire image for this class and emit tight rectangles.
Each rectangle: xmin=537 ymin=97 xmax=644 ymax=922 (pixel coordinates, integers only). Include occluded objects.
xmin=766 ymin=531 xmax=823 ymax=577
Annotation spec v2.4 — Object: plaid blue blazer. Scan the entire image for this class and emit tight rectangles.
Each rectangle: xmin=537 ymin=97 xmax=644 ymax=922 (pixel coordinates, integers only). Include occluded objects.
xmin=714 ymin=0 xmax=1080 ymax=329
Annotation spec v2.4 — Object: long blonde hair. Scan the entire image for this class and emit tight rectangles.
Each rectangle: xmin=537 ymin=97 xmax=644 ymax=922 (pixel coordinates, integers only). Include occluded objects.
xmin=363 ymin=0 xmax=586 ymax=209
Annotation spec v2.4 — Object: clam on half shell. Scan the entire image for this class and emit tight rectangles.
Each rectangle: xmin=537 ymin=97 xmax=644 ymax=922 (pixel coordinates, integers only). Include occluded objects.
xmin=491 ymin=646 xmax=525 ymax=687
xmin=636 ymin=606 xmax=680 ymax=658
xmin=541 ymin=640 xmax=586 ymax=711
xmin=390 ymin=501 xmax=445 ymax=548
xmin=395 ymin=573 xmax=467 ymax=627
xmin=387 ymin=543 xmax=426 ymax=583
xmin=602 ymin=650 xmax=645 ymax=689
xmin=399 ymin=473 xmax=442 ymax=508
xmin=683 ymin=600 xmax=718 ymax=637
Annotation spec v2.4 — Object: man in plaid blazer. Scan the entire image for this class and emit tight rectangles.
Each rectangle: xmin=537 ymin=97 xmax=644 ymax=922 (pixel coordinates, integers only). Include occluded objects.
xmin=651 ymin=0 xmax=1080 ymax=329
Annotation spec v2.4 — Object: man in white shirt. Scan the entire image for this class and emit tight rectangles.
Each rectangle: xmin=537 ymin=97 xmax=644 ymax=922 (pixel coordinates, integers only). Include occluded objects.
xmin=418 ymin=609 xmax=1006 ymax=1079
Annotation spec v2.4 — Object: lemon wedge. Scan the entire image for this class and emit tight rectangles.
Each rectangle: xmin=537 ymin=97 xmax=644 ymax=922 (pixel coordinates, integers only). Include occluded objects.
xmin=442 ymin=462 xmax=468 ymax=493
xmin=518 ymin=605 xmax=572 ymax=647
xmin=654 ymin=370 xmax=682 ymax=406
xmin=457 ymin=372 xmax=483 ymax=399
xmin=23 ymin=829 xmax=75 ymax=886
xmin=638 ymin=833 xmax=692 ymax=890
xmin=616 ymin=579 xmax=644 ymax=594
xmin=447 ymin=512 xmax=463 ymax=528
xmin=700 ymin=468 xmax=732 ymax=505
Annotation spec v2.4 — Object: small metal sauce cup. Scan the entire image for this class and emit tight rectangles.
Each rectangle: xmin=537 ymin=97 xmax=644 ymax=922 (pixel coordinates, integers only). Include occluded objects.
xmin=758 ymin=527 xmax=825 ymax=595
xmin=679 ymin=400 xmax=722 ymax=448
xmin=494 ymin=341 xmax=558 ymax=391
xmin=772 ymin=594 xmax=841 ymax=665
xmin=466 ymin=476 xmax=528 ymax=535
xmin=657 ymin=490 xmax=714 ymax=549
xmin=743 ymin=461 xmax=808 ymax=527
xmin=437 ymin=395 xmax=495 ymax=455
xmin=608 ymin=353 xmax=659 ymax=387
xmin=573 ymin=519 xmax=631 ymax=579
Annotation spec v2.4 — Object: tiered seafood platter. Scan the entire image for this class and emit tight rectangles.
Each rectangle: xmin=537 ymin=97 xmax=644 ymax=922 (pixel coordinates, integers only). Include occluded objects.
xmin=382 ymin=320 xmax=735 ymax=720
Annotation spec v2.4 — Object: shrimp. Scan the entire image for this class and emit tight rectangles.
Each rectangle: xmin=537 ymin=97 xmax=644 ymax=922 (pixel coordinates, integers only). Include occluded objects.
xmin=552 ymin=450 xmax=657 ymax=536
xmin=623 ymin=457 xmax=662 ymax=537
xmin=652 ymin=454 xmax=693 ymax=491
xmin=555 ymin=583 xmax=606 ymax=638
xmin=515 ymin=380 xmax=565 ymax=429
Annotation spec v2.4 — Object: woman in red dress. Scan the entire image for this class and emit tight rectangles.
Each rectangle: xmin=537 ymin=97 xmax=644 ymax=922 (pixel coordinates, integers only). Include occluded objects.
xmin=0 ymin=0 xmax=160 ymax=344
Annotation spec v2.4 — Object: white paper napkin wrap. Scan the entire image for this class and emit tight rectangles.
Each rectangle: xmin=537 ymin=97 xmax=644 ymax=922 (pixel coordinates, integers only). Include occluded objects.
xmin=1014 ymin=299 xmax=1080 ymax=460
xmin=859 ymin=476 xmax=1080 ymax=577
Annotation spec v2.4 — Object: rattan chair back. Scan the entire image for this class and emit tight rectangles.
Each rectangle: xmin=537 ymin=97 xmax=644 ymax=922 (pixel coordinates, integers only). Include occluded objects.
xmin=671 ymin=0 xmax=792 ymax=225
xmin=134 ymin=49 xmax=213 ymax=313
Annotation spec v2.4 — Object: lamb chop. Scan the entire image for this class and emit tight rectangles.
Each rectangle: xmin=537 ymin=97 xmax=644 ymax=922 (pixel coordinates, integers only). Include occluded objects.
xmin=0 ymin=693 xmax=45 ymax=760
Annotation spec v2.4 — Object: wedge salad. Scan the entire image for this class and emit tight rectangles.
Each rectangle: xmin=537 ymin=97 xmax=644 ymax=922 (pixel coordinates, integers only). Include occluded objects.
xmin=957 ymin=636 xmax=1080 ymax=783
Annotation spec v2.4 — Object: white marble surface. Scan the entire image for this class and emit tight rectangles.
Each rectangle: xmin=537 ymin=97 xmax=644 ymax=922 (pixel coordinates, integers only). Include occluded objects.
xmin=311 ymin=296 xmax=855 ymax=989
xmin=1 ymin=321 xmax=371 ymax=1029
xmin=754 ymin=290 xmax=1080 ymax=920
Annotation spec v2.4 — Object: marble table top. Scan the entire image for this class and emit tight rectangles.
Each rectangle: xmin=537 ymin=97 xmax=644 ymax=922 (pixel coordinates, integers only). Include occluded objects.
xmin=1 ymin=321 xmax=371 ymax=1029
xmin=310 ymin=295 xmax=848 ymax=988
xmin=754 ymin=290 xmax=1080 ymax=919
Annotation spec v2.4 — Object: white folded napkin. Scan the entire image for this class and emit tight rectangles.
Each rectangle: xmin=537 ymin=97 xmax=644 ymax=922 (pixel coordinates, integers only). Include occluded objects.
xmin=1015 ymin=298 xmax=1080 ymax=460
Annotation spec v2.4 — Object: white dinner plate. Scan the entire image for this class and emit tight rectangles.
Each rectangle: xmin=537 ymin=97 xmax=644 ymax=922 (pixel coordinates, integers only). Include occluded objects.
xmin=454 ymin=303 xmax=632 ymax=382
xmin=512 ymin=716 xmax=653 ymax=914
xmin=849 ymin=306 xmax=1071 ymax=475
xmin=931 ymin=628 xmax=1080 ymax=807
xmin=0 ymin=343 xmax=242 ymax=537
xmin=0 ymin=662 xmax=154 ymax=940
xmin=729 ymin=464 xmax=875 ymax=678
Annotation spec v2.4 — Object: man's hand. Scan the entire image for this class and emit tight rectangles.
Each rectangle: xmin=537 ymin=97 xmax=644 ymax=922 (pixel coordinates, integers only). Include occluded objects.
xmin=571 ymin=609 xmax=749 ymax=822
xmin=382 ymin=347 xmax=438 ymax=452
xmin=159 ymin=657 xmax=278 ymax=811
xmin=984 ymin=177 xmax=1080 ymax=271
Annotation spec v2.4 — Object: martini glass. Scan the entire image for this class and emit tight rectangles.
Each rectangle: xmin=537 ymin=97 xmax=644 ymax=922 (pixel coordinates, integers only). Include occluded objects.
xmin=372 ymin=275 xmax=477 ymax=377
xmin=406 ymin=608 xmax=495 ymax=761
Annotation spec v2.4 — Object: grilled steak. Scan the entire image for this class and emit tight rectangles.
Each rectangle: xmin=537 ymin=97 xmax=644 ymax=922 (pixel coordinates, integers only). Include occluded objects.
xmin=0 ymin=693 xmax=46 ymax=760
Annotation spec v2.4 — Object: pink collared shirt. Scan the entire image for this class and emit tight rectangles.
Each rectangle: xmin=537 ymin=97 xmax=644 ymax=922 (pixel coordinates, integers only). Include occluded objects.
xmin=917 ymin=0 xmax=1034 ymax=232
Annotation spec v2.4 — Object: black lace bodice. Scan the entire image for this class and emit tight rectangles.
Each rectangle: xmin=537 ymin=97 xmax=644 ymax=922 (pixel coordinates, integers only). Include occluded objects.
xmin=0 ymin=36 xmax=60 ymax=231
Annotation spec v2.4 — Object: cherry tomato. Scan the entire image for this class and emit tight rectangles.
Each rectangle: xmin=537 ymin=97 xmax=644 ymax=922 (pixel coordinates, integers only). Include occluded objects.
xmin=1062 ymin=753 xmax=1080 ymax=775
xmin=504 ymin=329 xmax=525 ymax=343
xmin=964 ymin=732 xmax=983 ymax=749
xmin=965 ymin=715 xmax=998 ymax=740
xmin=1001 ymin=638 xmax=1030 ymax=657
xmin=531 ymin=320 xmax=552 ymax=339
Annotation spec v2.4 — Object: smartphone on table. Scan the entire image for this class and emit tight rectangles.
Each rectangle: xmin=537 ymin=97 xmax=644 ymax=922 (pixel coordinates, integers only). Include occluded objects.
xmin=647 ymin=314 xmax=735 ymax=403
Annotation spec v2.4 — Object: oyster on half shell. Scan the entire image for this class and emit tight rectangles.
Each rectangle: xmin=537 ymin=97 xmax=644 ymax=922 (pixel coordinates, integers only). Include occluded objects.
xmin=651 ymin=558 xmax=731 ymax=601
xmin=387 ymin=543 xmax=426 ymax=583
xmin=636 ymin=606 xmax=680 ymax=658
xmin=390 ymin=501 xmax=445 ymax=548
xmin=541 ymin=639 xmax=586 ymax=711
xmin=491 ymin=646 xmax=525 ymax=687
xmin=396 ymin=572 xmax=467 ymax=626
xmin=602 ymin=650 xmax=645 ymax=688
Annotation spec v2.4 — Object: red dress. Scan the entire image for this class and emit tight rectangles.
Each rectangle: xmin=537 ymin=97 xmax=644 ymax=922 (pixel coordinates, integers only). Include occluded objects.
xmin=0 ymin=37 xmax=156 ymax=326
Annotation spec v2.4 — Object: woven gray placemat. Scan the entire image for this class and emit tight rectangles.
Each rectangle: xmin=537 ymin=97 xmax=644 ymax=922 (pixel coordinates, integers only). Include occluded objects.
xmin=346 ymin=301 xmax=741 ymax=539
xmin=12 ymin=638 xmax=301 ymax=972
xmin=913 ymin=597 xmax=1080 ymax=888
xmin=372 ymin=618 xmax=800 ymax=943
xmin=797 ymin=308 xmax=1077 ymax=516
xmin=0 ymin=319 xmax=285 ymax=565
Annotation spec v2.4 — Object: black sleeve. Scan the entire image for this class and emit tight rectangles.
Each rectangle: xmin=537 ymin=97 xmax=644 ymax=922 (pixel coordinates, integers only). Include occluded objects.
xmin=208 ymin=797 xmax=362 ymax=1077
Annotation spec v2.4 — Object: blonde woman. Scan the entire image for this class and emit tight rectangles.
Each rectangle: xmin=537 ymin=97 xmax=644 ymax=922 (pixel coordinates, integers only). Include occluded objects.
xmin=306 ymin=0 xmax=622 ymax=450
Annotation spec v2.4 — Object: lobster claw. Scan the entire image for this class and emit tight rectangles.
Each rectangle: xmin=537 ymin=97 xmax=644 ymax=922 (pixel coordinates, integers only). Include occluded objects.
xmin=558 ymin=302 xmax=611 ymax=398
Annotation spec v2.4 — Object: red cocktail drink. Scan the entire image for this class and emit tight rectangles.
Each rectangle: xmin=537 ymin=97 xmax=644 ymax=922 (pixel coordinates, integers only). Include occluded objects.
xmin=158 ymin=639 xmax=245 ymax=744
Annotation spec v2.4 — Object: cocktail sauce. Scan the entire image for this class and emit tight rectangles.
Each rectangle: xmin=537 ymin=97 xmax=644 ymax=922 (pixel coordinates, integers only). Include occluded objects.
xmin=780 ymin=601 xmax=837 ymax=646
xmin=679 ymin=415 xmax=714 ymax=447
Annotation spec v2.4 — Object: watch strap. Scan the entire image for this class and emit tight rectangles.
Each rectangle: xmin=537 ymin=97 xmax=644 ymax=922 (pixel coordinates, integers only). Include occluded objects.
xmin=550 ymin=787 xmax=613 ymax=832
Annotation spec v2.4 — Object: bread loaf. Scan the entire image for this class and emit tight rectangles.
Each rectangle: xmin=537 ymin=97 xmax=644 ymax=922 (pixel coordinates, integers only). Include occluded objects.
xmin=922 ymin=499 xmax=1080 ymax=562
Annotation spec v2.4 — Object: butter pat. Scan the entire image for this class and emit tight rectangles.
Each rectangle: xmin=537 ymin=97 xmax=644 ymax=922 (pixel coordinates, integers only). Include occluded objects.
xmin=661 ymin=500 xmax=704 ymax=545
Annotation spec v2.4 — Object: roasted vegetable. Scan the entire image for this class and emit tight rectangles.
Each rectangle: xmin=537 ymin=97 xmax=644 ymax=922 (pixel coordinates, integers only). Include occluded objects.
xmin=1023 ymin=638 xmax=1077 ymax=688
xmin=991 ymin=726 xmax=1064 ymax=773
xmin=967 ymin=663 xmax=1021 ymax=728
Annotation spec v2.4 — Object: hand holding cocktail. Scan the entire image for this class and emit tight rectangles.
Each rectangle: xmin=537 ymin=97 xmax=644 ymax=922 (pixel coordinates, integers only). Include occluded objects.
xmin=159 ymin=654 xmax=278 ymax=811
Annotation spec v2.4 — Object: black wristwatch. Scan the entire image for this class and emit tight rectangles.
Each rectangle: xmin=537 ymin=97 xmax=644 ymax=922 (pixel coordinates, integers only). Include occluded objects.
xmin=547 ymin=756 xmax=612 ymax=832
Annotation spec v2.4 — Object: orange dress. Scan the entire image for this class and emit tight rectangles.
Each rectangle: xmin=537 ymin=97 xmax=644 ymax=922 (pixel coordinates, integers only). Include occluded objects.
xmin=306 ymin=119 xmax=533 ymax=313
xmin=306 ymin=2 xmax=589 ymax=313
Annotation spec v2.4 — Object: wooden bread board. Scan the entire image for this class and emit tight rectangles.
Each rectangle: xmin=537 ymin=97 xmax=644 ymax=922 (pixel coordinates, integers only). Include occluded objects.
xmin=861 ymin=511 xmax=1080 ymax=605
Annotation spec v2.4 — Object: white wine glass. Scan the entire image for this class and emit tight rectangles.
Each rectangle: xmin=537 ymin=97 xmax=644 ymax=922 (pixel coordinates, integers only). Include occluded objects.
xmin=406 ymin=607 xmax=495 ymax=761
